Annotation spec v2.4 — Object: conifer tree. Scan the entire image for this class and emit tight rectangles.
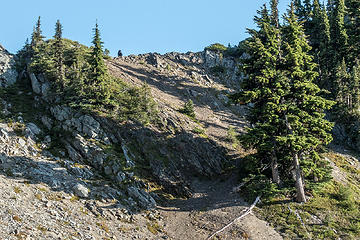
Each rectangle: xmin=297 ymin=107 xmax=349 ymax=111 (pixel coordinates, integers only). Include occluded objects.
xmin=53 ymin=20 xmax=65 ymax=88
xmin=311 ymin=0 xmax=332 ymax=86
xmin=89 ymin=22 xmax=108 ymax=100
xmin=240 ymin=4 xmax=284 ymax=186
xmin=280 ymin=3 xmax=334 ymax=202
xmin=31 ymin=16 xmax=45 ymax=47
xmin=330 ymin=0 xmax=348 ymax=62
xmin=346 ymin=0 xmax=360 ymax=65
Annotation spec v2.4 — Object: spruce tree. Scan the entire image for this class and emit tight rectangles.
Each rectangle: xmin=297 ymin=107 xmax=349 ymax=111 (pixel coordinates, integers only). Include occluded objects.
xmin=330 ymin=0 xmax=348 ymax=62
xmin=346 ymin=0 xmax=360 ymax=65
xmin=281 ymin=3 xmax=335 ymax=202
xmin=31 ymin=16 xmax=45 ymax=47
xmin=311 ymin=0 xmax=332 ymax=86
xmin=89 ymin=22 xmax=108 ymax=100
xmin=240 ymin=4 xmax=284 ymax=186
xmin=53 ymin=20 xmax=65 ymax=88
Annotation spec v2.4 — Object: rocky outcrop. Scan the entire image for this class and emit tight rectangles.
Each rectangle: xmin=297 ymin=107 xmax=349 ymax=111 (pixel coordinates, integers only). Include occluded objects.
xmin=0 ymin=44 xmax=18 ymax=87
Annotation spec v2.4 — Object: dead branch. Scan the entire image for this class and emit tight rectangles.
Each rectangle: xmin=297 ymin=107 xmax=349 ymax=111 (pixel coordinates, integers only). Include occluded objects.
xmin=207 ymin=196 xmax=261 ymax=240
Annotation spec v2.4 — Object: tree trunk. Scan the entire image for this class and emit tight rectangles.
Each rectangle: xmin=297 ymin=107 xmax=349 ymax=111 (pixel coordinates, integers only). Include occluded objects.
xmin=271 ymin=151 xmax=281 ymax=185
xmin=293 ymin=152 xmax=306 ymax=203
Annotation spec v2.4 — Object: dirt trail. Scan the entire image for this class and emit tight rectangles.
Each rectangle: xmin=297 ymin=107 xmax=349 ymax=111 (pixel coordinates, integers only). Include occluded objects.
xmin=107 ymin=54 xmax=282 ymax=239
xmin=158 ymin=175 xmax=282 ymax=240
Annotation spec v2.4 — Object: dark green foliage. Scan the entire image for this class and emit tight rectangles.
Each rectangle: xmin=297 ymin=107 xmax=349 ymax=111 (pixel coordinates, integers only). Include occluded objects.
xmin=17 ymin=18 xmax=158 ymax=125
xmin=237 ymin=2 xmax=334 ymax=202
xmin=330 ymin=0 xmax=348 ymax=62
xmin=204 ymin=43 xmax=227 ymax=52
xmin=210 ymin=65 xmax=226 ymax=74
xmin=31 ymin=16 xmax=45 ymax=47
xmin=180 ymin=100 xmax=196 ymax=118
xmin=53 ymin=20 xmax=65 ymax=89
xmin=89 ymin=22 xmax=109 ymax=101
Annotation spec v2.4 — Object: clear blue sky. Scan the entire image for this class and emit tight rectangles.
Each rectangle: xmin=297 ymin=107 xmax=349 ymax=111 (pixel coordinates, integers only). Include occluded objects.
xmin=0 ymin=0 xmax=290 ymax=56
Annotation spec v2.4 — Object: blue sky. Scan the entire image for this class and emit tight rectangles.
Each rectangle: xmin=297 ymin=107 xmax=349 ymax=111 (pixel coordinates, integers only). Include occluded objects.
xmin=0 ymin=0 xmax=290 ymax=56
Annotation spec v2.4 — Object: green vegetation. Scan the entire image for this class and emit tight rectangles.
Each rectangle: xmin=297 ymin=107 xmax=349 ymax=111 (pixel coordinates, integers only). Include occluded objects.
xmin=179 ymin=99 xmax=196 ymax=119
xmin=257 ymin=152 xmax=360 ymax=240
xmin=205 ymin=43 xmax=227 ymax=52
xmin=236 ymin=2 xmax=334 ymax=203
xmin=16 ymin=18 xmax=157 ymax=125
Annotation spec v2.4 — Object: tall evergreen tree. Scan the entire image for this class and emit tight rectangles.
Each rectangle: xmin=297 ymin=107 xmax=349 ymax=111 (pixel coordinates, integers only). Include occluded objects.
xmin=240 ymin=4 xmax=284 ymax=186
xmin=31 ymin=16 xmax=45 ymax=47
xmin=310 ymin=0 xmax=332 ymax=86
xmin=346 ymin=0 xmax=360 ymax=65
xmin=280 ymin=3 xmax=334 ymax=202
xmin=330 ymin=0 xmax=348 ymax=62
xmin=89 ymin=22 xmax=108 ymax=100
xmin=53 ymin=20 xmax=65 ymax=88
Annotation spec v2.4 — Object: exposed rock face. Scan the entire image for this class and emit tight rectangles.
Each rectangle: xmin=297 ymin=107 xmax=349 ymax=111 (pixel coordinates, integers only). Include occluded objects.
xmin=0 ymin=44 xmax=18 ymax=87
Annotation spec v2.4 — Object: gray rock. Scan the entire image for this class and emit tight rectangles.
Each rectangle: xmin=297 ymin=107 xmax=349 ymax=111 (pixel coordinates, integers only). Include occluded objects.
xmin=0 ymin=45 xmax=18 ymax=87
xmin=51 ymin=105 xmax=71 ymax=121
xmin=65 ymin=144 xmax=83 ymax=162
xmin=0 ymin=128 xmax=9 ymax=142
xmin=104 ymin=165 xmax=113 ymax=175
xmin=18 ymin=138 xmax=26 ymax=147
xmin=29 ymin=73 xmax=42 ymax=94
xmin=122 ymin=144 xmax=135 ymax=168
xmin=127 ymin=186 xmax=156 ymax=209
xmin=72 ymin=183 xmax=89 ymax=198
xmin=41 ymin=116 xmax=53 ymax=130
xmin=26 ymin=123 xmax=42 ymax=136
xmin=41 ymin=81 xmax=51 ymax=96
xmin=80 ymin=115 xmax=101 ymax=138
xmin=116 ymin=172 xmax=126 ymax=183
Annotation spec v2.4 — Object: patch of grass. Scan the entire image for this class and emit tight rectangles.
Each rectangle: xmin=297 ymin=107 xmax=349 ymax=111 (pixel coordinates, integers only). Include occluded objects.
xmin=192 ymin=127 xmax=205 ymax=135
xmin=37 ymin=225 xmax=47 ymax=233
xmin=96 ymin=221 xmax=110 ymax=233
xmin=146 ymin=222 xmax=162 ymax=235
xmin=13 ymin=186 xmax=22 ymax=194
xmin=34 ymin=193 xmax=42 ymax=200
xmin=226 ymin=126 xmax=240 ymax=149
xmin=259 ymin=181 xmax=360 ymax=239
xmin=70 ymin=195 xmax=79 ymax=202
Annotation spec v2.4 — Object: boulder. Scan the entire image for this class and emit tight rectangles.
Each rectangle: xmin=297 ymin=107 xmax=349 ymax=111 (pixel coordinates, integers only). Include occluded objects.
xmin=51 ymin=105 xmax=71 ymax=121
xmin=29 ymin=73 xmax=41 ymax=94
xmin=127 ymin=186 xmax=156 ymax=209
xmin=72 ymin=183 xmax=89 ymax=198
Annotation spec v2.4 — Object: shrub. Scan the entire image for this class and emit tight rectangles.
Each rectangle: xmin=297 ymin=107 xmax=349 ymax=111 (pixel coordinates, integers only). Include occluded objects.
xmin=180 ymin=100 xmax=195 ymax=118
xmin=205 ymin=43 xmax=227 ymax=52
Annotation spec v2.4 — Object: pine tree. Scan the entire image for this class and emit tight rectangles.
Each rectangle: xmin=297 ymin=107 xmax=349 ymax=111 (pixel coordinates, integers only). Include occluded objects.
xmin=280 ymin=3 xmax=335 ymax=202
xmin=350 ymin=60 xmax=360 ymax=110
xmin=31 ymin=16 xmax=45 ymax=47
xmin=330 ymin=0 xmax=348 ymax=62
xmin=294 ymin=0 xmax=305 ymax=19
xmin=310 ymin=0 xmax=332 ymax=86
xmin=346 ymin=0 xmax=360 ymax=65
xmin=239 ymin=4 xmax=284 ymax=186
xmin=89 ymin=22 xmax=108 ymax=100
xmin=53 ymin=20 xmax=65 ymax=88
